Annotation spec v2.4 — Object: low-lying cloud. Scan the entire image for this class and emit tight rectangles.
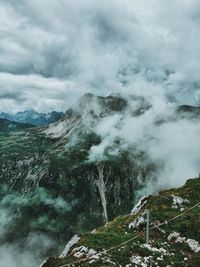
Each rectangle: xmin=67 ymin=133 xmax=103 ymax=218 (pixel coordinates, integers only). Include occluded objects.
xmin=87 ymin=96 xmax=200 ymax=194
xmin=0 ymin=186 xmax=72 ymax=267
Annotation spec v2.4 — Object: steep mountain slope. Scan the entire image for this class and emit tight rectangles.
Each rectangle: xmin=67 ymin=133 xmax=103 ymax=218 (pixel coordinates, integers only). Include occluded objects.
xmin=0 ymin=118 xmax=34 ymax=132
xmin=0 ymin=95 xmax=140 ymax=245
xmin=44 ymin=93 xmax=129 ymax=139
xmin=0 ymin=95 xmax=140 ymax=266
xmin=0 ymin=110 xmax=64 ymax=126
xmin=0 ymin=94 xmax=200 ymax=265
xmin=42 ymin=177 xmax=200 ymax=267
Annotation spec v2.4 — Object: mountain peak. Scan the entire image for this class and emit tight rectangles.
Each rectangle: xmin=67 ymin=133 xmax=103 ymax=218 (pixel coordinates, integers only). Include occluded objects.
xmin=0 ymin=110 xmax=64 ymax=126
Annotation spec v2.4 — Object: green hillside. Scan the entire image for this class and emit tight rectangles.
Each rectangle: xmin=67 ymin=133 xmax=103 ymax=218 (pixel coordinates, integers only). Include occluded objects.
xmin=42 ymin=178 xmax=200 ymax=267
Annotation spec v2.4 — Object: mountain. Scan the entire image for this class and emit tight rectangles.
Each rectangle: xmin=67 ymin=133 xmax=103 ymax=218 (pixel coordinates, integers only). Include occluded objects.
xmin=0 ymin=118 xmax=34 ymax=132
xmin=42 ymin=177 xmax=200 ymax=267
xmin=177 ymin=105 xmax=200 ymax=119
xmin=0 ymin=110 xmax=64 ymax=126
xmin=0 ymin=93 xmax=200 ymax=266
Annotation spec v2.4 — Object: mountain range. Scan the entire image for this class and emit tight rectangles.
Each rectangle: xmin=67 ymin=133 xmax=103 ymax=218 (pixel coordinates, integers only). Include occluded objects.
xmin=0 ymin=110 xmax=64 ymax=126
xmin=0 ymin=93 xmax=200 ymax=266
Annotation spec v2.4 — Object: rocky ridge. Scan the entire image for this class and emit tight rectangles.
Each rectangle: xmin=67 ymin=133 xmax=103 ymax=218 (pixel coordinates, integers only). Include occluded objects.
xmin=42 ymin=177 xmax=200 ymax=267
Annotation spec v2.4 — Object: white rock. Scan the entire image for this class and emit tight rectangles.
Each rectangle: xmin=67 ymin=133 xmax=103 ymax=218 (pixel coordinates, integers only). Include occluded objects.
xmin=131 ymin=196 xmax=148 ymax=214
xmin=39 ymin=260 xmax=48 ymax=267
xmin=44 ymin=115 xmax=80 ymax=138
xmin=130 ymin=255 xmax=152 ymax=266
xmin=129 ymin=215 xmax=145 ymax=229
xmin=167 ymin=232 xmax=180 ymax=241
xmin=91 ymin=254 xmax=99 ymax=260
xmin=72 ymin=246 xmax=88 ymax=253
xmin=171 ymin=195 xmax=190 ymax=209
xmin=168 ymin=232 xmax=200 ymax=253
xmin=59 ymin=235 xmax=80 ymax=258
xmin=71 ymin=245 xmax=97 ymax=258
xmin=142 ymin=244 xmax=171 ymax=256
xmin=176 ymin=236 xmax=186 ymax=243
xmin=88 ymin=248 xmax=97 ymax=256
xmin=89 ymin=259 xmax=96 ymax=264
xmin=73 ymin=251 xmax=85 ymax=258
xmin=186 ymin=239 xmax=200 ymax=253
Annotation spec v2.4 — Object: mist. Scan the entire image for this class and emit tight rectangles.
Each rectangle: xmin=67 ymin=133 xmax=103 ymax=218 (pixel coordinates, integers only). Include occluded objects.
xmin=0 ymin=186 xmax=72 ymax=267
xmin=1 ymin=1 xmax=200 ymax=266
xmin=87 ymin=95 xmax=200 ymax=195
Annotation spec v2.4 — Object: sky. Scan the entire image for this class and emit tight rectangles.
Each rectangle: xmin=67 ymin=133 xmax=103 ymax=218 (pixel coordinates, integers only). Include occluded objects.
xmin=0 ymin=0 xmax=200 ymax=113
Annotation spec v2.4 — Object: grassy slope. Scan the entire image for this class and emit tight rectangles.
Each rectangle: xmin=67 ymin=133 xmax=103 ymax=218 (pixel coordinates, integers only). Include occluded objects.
xmin=0 ymin=125 xmax=137 ymax=249
xmin=43 ymin=178 xmax=200 ymax=267
xmin=0 ymin=118 xmax=35 ymax=132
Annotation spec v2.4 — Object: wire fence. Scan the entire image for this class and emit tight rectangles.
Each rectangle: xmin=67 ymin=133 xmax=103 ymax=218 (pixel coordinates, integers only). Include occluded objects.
xmin=59 ymin=201 xmax=200 ymax=267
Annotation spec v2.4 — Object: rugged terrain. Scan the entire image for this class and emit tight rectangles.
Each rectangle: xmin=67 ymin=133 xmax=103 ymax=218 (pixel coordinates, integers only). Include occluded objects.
xmin=0 ymin=110 xmax=64 ymax=126
xmin=42 ymin=177 xmax=200 ymax=267
xmin=0 ymin=94 xmax=141 ymax=248
xmin=0 ymin=94 xmax=200 ymax=265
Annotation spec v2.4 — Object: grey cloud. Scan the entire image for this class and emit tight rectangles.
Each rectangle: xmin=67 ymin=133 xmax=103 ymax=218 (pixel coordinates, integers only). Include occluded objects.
xmin=0 ymin=0 xmax=200 ymax=110
xmin=0 ymin=92 xmax=25 ymax=101
xmin=88 ymin=97 xmax=200 ymax=195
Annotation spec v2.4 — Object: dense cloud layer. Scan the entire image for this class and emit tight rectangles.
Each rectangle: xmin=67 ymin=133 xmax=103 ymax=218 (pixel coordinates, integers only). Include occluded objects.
xmin=0 ymin=0 xmax=200 ymax=112
xmin=0 ymin=186 xmax=72 ymax=267
xmin=88 ymin=99 xmax=200 ymax=192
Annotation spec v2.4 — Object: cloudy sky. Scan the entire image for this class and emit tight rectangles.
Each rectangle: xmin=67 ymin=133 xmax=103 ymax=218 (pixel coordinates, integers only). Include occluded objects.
xmin=0 ymin=0 xmax=200 ymax=113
